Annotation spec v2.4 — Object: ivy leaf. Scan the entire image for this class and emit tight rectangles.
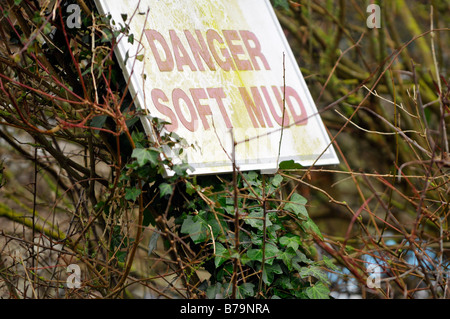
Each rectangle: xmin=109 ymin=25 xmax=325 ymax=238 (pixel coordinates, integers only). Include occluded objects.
xmin=180 ymin=215 xmax=208 ymax=244
xmin=264 ymin=243 xmax=279 ymax=264
xmin=298 ymin=266 xmax=330 ymax=283
xmin=305 ymin=282 xmax=330 ymax=299
xmin=247 ymin=248 xmax=263 ymax=262
xmin=262 ymin=263 xmax=283 ymax=285
xmin=206 ymin=283 xmax=225 ymax=299
xmin=90 ymin=115 xmax=107 ymax=132
xmin=185 ymin=181 xmax=197 ymax=196
xmin=279 ymin=235 xmax=301 ymax=251
xmin=284 ymin=193 xmax=308 ymax=219
xmin=276 ymin=276 xmax=294 ymax=290
xmin=247 ymin=243 xmax=279 ymax=265
xmin=159 ymin=183 xmax=173 ymax=198
xmin=290 ymin=251 xmax=313 ymax=273
xmin=124 ymin=187 xmax=141 ymax=201
xmin=244 ymin=171 xmax=259 ymax=183
xmin=110 ymin=226 xmax=130 ymax=263
xmin=279 ymin=160 xmax=302 ymax=169
xmin=238 ymin=283 xmax=255 ymax=298
xmin=173 ymin=163 xmax=193 ymax=176
xmin=125 ymin=116 xmax=139 ymax=129
xmin=131 ymin=131 xmax=146 ymax=147
xmin=278 ymin=247 xmax=297 ymax=270
xmin=243 ymin=210 xmax=272 ymax=230
xmin=101 ymin=28 xmax=113 ymax=43
xmin=115 ymin=251 xmax=127 ymax=263
xmin=271 ymin=174 xmax=283 ymax=187
xmin=131 ymin=148 xmax=160 ymax=167
xmin=43 ymin=22 xmax=52 ymax=35
xmin=294 ymin=250 xmax=312 ymax=265
xmin=271 ymin=0 xmax=290 ymax=10
xmin=322 ymin=256 xmax=339 ymax=271
xmin=214 ymin=242 xmax=230 ymax=268
xmin=207 ymin=213 xmax=228 ymax=241
xmin=303 ymin=218 xmax=323 ymax=240
xmin=239 ymin=252 xmax=251 ymax=265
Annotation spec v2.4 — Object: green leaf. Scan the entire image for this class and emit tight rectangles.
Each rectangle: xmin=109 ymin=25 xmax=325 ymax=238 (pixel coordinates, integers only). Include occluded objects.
xmin=278 ymin=247 xmax=297 ymax=270
xmin=279 ymin=160 xmax=302 ymax=169
xmin=206 ymin=283 xmax=223 ymax=299
xmin=131 ymin=148 xmax=160 ymax=167
xmin=243 ymin=210 xmax=272 ymax=230
xmin=284 ymin=193 xmax=308 ymax=219
xmin=43 ymin=22 xmax=52 ymax=35
xmin=128 ymin=34 xmax=134 ymax=44
xmin=115 ymin=250 xmax=127 ymax=263
xmin=131 ymin=131 xmax=146 ymax=146
xmin=247 ymin=243 xmax=279 ymax=265
xmin=214 ymin=242 xmax=230 ymax=268
xmin=276 ymin=276 xmax=294 ymax=290
xmin=238 ymin=283 xmax=255 ymax=298
xmin=298 ymin=266 xmax=330 ymax=283
xmin=110 ymin=226 xmax=130 ymax=263
xmin=271 ymin=174 xmax=283 ymax=187
xmin=305 ymin=282 xmax=330 ymax=299
xmin=172 ymin=163 xmax=194 ymax=176
xmin=247 ymin=248 xmax=263 ymax=262
xmin=279 ymin=235 xmax=301 ymax=251
xmin=90 ymin=115 xmax=107 ymax=131
xmin=244 ymin=171 xmax=259 ymax=183
xmin=294 ymin=250 xmax=312 ymax=265
xmin=101 ymin=28 xmax=113 ymax=43
xmin=125 ymin=116 xmax=139 ymax=129
xmin=322 ymin=256 xmax=339 ymax=271
xmin=119 ymin=172 xmax=130 ymax=182
xmin=180 ymin=215 xmax=208 ymax=244
xmin=290 ymin=250 xmax=313 ymax=272
xmin=239 ymin=252 xmax=252 ymax=265
xmin=303 ymin=218 xmax=323 ymax=239
xmin=185 ymin=181 xmax=197 ymax=195
xmin=125 ymin=187 xmax=141 ymax=201
xmin=264 ymin=243 xmax=280 ymax=264
xmin=207 ymin=214 xmax=228 ymax=241
xmin=262 ymin=263 xmax=283 ymax=285
xmin=159 ymin=183 xmax=173 ymax=198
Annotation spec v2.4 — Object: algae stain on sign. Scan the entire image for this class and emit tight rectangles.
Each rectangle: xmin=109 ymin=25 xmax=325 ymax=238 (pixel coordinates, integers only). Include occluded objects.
xmin=145 ymin=0 xmax=263 ymax=157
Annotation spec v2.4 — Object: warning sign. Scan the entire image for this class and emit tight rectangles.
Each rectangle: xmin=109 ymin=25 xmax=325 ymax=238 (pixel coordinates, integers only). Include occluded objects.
xmin=94 ymin=0 xmax=339 ymax=175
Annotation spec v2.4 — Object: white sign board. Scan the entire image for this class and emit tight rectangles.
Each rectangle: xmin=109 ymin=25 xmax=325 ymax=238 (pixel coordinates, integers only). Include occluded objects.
xmin=95 ymin=0 xmax=339 ymax=175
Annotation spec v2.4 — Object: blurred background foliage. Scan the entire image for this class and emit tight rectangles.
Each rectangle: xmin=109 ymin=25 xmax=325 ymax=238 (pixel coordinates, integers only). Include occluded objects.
xmin=0 ymin=0 xmax=449 ymax=299
xmin=272 ymin=0 xmax=449 ymax=298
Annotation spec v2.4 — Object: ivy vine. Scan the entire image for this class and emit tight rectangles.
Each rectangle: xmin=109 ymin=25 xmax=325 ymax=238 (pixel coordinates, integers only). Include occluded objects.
xmin=114 ymin=116 xmax=334 ymax=299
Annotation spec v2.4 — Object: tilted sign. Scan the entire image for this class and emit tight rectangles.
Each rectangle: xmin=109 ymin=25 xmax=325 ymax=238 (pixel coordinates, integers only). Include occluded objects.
xmin=94 ymin=0 xmax=339 ymax=175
